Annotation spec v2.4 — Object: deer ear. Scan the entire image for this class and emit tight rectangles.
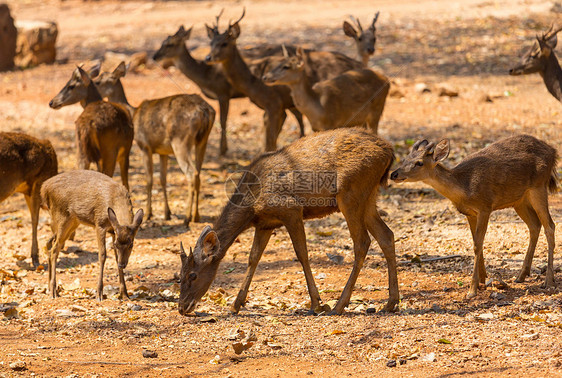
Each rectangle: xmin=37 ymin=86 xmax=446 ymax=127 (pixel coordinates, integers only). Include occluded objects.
xmin=229 ymin=23 xmax=241 ymax=39
xmin=89 ymin=61 xmax=101 ymax=79
xmin=77 ymin=66 xmax=91 ymax=86
xmin=132 ymin=208 xmax=144 ymax=231
xmin=194 ymin=226 xmax=219 ymax=265
xmin=433 ymin=139 xmax=450 ymax=162
xmin=343 ymin=21 xmax=357 ymax=38
xmin=205 ymin=24 xmax=215 ymax=39
xmin=108 ymin=207 xmax=120 ymax=230
xmin=547 ymin=33 xmax=558 ymax=50
xmin=179 ymin=242 xmax=188 ymax=266
xmin=202 ymin=230 xmax=219 ymax=259
xmin=113 ymin=61 xmax=127 ymax=79
xmin=184 ymin=26 xmax=193 ymax=40
xmin=538 ymin=36 xmax=553 ymax=57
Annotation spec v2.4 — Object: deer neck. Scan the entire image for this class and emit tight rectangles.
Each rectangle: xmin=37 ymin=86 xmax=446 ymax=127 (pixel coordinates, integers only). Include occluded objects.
xmin=84 ymin=83 xmax=103 ymax=106
xmin=221 ymin=47 xmax=263 ymax=97
xmin=174 ymin=45 xmax=212 ymax=86
xmin=213 ymin=202 xmax=254 ymax=261
xmin=361 ymin=53 xmax=369 ymax=67
xmin=287 ymin=72 xmax=325 ymax=124
xmin=107 ymin=80 xmax=136 ymax=118
xmin=540 ymin=53 xmax=562 ymax=102
xmin=423 ymin=164 xmax=467 ymax=206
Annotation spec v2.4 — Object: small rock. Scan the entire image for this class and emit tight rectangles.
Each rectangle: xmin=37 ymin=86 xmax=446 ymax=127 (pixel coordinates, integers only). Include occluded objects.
xmin=431 ymin=304 xmax=444 ymax=313
xmin=389 ymin=88 xmax=405 ymax=98
xmin=414 ymin=83 xmax=430 ymax=94
xmin=10 ymin=361 xmax=27 ymax=371
xmin=421 ymin=352 xmax=437 ymax=362
xmin=437 ymin=85 xmax=459 ymax=97
xmin=142 ymin=350 xmax=158 ymax=358
xmin=490 ymin=292 xmax=506 ymax=301
xmin=521 ymin=332 xmax=539 ymax=340
xmin=209 ymin=355 xmax=221 ymax=364
xmin=477 ymin=312 xmax=494 ymax=320
xmin=70 ymin=305 xmax=88 ymax=313
xmin=326 ymin=253 xmax=344 ymax=265
xmin=399 ymin=358 xmax=407 ymax=365
xmin=199 ymin=316 xmax=217 ymax=323
xmin=386 ymin=359 xmax=397 ymax=367
xmin=366 ymin=307 xmax=377 ymax=314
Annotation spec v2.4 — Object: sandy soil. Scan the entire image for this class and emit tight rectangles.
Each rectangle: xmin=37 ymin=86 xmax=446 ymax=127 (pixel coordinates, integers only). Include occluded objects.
xmin=2 ymin=0 xmax=562 ymax=376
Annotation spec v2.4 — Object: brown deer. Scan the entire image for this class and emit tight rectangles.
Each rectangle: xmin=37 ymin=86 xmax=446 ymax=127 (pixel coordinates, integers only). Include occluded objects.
xmin=41 ymin=170 xmax=143 ymax=301
xmin=263 ymin=47 xmax=389 ymax=134
xmin=93 ymin=62 xmax=215 ymax=225
xmin=177 ymin=128 xmax=399 ymax=315
xmin=509 ymin=25 xmax=562 ymax=102
xmin=0 ymin=132 xmax=58 ymax=267
xmin=49 ymin=66 xmax=133 ymax=189
xmin=390 ymin=135 xmax=558 ymax=298
xmin=153 ymin=25 xmax=305 ymax=155
xmin=343 ymin=12 xmax=380 ymax=67
xmin=204 ymin=9 xmax=336 ymax=151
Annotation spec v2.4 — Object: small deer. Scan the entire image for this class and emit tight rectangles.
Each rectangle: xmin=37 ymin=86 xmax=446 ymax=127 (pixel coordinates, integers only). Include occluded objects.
xmin=41 ymin=170 xmax=143 ymax=301
xmin=177 ymin=127 xmax=399 ymax=315
xmin=509 ymin=25 xmax=562 ymax=102
xmin=343 ymin=12 xmax=380 ymax=67
xmin=390 ymin=135 xmax=558 ymax=298
xmin=49 ymin=66 xmax=133 ymax=189
xmin=93 ymin=62 xmax=215 ymax=224
xmin=153 ymin=25 xmax=305 ymax=155
xmin=0 ymin=132 xmax=58 ymax=267
xmin=263 ymin=46 xmax=389 ymax=134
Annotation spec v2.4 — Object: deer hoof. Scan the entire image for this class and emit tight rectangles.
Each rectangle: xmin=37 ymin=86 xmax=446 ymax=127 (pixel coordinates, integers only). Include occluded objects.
xmin=465 ymin=291 xmax=477 ymax=300
xmin=164 ymin=212 xmax=171 ymax=221
xmin=383 ymin=300 xmax=399 ymax=313
xmin=544 ymin=274 xmax=556 ymax=289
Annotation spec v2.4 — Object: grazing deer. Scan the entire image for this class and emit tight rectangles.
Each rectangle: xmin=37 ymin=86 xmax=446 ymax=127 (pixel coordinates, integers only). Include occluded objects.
xmin=390 ymin=135 xmax=558 ymax=298
xmin=41 ymin=170 xmax=143 ymax=301
xmin=153 ymin=25 xmax=305 ymax=155
xmin=509 ymin=25 xmax=562 ymax=102
xmin=343 ymin=12 xmax=380 ymax=66
xmin=263 ymin=46 xmax=389 ymax=134
xmin=93 ymin=62 xmax=215 ymax=225
xmin=0 ymin=132 xmax=58 ymax=267
xmin=49 ymin=66 xmax=133 ymax=189
xmin=177 ymin=128 xmax=399 ymax=315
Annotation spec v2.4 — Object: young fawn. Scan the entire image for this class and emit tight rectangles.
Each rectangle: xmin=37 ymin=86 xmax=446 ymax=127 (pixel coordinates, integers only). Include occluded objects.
xmin=41 ymin=170 xmax=143 ymax=301
xmin=509 ymin=25 xmax=562 ymax=102
xmin=0 ymin=132 xmax=58 ymax=267
xmin=93 ymin=62 xmax=215 ymax=224
xmin=177 ymin=128 xmax=398 ymax=315
xmin=263 ymin=46 xmax=389 ymax=134
xmin=49 ymin=66 xmax=133 ymax=189
xmin=343 ymin=12 xmax=380 ymax=67
xmin=391 ymin=135 xmax=558 ymax=298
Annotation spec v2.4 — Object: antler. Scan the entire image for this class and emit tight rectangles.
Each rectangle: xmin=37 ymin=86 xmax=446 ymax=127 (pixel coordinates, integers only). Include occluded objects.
xmin=349 ymin=15 xmax=363 ymax=32
xmin=229 ymin=7 xmax=246 ymax=28
xmin=371 ymin=11 xmax=380 ymax=29
xmin=542 ymin=23 xmax=562 ymax=41
xmin=215 ymin=8 xmax=224 ymax=29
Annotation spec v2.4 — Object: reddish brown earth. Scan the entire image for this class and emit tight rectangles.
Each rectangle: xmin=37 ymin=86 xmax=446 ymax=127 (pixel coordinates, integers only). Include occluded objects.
xmin=2 ymin=1 xmax=562 ymax=376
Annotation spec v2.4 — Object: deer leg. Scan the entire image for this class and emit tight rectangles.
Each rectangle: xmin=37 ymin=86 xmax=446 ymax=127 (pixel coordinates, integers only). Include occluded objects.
xmin=467 ymin=215 xmax=487 ymax=284
xmin=231 ymin=228 xmax=273 ymax=313
xmin=288 ymin=108 xmax=306 ymax=137
xmin=192 ymin=133 xmax=210 ymax=223
xmin=218 ymin=97 xmax=229 ymax=156
xmin=118 ymin=147 xmax=131 ymax=190
xmin=100 ymin=148 xmax=118 ymax=179
xmin=141 ymin=147 xmax=154 ymax=220
xmin=112 ymin=244 xmax=129 ymax=300
xmin=365 ymin=204 xmax=399 ymax=313
xmin=528 ymin=189 xmax=556 ymax=288
xmin=24 ymin=187 xmax=41 ymax=267
xmin=514 ymin=202 xmax=541 ymax=282
xmin=263 ymin=109 xmax=286 ymax=152
xmin=172 ymin=140 xmax=197 ymax=225
xmin=467 ymin=212 xmax=490 ymax=299
xmin=159 ymin=154 xmax=171 ymax=220
xmin=48 ymin=218 xmax=76 ymax=298
xmin=283 ymin=213 xmax=322 ymax=314
xmin=96 ymin=227 xmax=107 ymax=301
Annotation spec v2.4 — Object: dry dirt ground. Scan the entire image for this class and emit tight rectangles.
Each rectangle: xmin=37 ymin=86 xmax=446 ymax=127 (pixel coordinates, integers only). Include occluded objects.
xmin=2 ymin=0 xmax=562 ymax=376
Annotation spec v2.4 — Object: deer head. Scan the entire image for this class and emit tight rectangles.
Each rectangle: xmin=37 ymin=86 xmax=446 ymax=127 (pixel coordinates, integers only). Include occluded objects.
xmin=178 ymin=226 xmax=221 ymax=315
xmin=262 ymin=45 xmax=306 ymax=86
xmin=509 ymin=25 xmax=562 ymax=76
xmin=205 ymin=8 xmax=245 ymax=64
xmin=93 ymin=61 xmax=128 ymax=98
xmin=390 ymin=139 xmax=450 ymax=182
xmin=108 ymin=208 xmax=144 ymax=269
xmin=343 ymin=12 xmax=379 ymax=64
xmin=153 ymin=25 xmax=192 ymax=62
xmin=49 ymin=63 xmax=101 ymax=109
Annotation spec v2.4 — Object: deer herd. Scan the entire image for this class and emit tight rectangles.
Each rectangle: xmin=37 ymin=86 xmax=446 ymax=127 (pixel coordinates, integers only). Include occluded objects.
xmin=1 ymin=9 xmax=562 ymax=316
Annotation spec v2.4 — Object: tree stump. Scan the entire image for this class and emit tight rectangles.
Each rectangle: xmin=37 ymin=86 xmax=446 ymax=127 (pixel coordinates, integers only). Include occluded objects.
xmin=0 ymin=4 xmax=17 ymax=71
xmin=15 ymin=20 xmax=58 ymax=67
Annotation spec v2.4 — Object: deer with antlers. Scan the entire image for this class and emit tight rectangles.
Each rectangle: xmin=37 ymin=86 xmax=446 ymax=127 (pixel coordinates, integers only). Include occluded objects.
xmin=343 ymin=12 xmax=380 ymax=67
xmin=510 ymin=24 xmax=562 ymax=102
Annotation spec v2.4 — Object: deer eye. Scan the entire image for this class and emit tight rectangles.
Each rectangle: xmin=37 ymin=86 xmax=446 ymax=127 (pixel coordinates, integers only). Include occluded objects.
xmin=415 ymin=161 xmax=424 ymax=167
xmin=189 ymin=272 xmax=197 ymax=281
xmin=358 ymin=36 xmax=363 ymax=41
xmin=282 ymin=65 xmax=290 ymax=70
xmin=221 ymin=42 xmax=228 ymax=47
